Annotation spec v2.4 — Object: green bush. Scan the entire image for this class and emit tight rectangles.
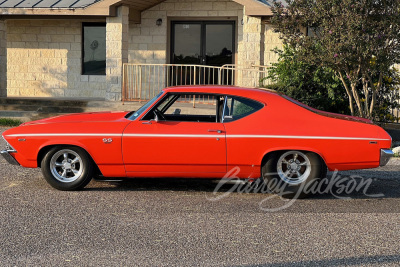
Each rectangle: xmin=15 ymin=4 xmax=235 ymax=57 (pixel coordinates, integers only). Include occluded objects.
xmin=0 ymin=118 xmax=23 ymax=127
xmin=373 ymin=68 xmax=400 ymax=123
xmin=266 ymin=45 xmax=350 ymax=114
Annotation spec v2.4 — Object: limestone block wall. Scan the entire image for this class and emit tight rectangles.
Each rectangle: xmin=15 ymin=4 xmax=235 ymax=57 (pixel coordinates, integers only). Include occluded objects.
xmin=6 ymin=19 xmax=107 ymax=98
xmin=129 ymin=0 xmax=261 ymax=67
xmin=0 ymin=20 xmax=6 ymax=97
xmin=239 ymin=15 xmax=262 ymax=67
xmin=263 ymin=23 xmax=283 ymax=65
xmin=106 ymin=6 xmax=129 ymax=101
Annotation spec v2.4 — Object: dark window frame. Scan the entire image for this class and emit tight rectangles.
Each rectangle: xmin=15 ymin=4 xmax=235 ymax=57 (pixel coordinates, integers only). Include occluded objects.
xmin=170 ymin=20 xmax=236 ymax=65
xmin=82 ymin=22 xmax=106 ymax=76
xmin=140 ymin=92 xmax=264 ymax=123
xmin=141 ymin=92 xmax=222 ymax=123
xmin=222 ymin=95 xmax=264 ymax=123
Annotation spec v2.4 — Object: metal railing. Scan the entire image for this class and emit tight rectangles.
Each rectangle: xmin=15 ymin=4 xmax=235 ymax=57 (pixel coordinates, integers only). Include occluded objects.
xmin=122 ymin=63 xmax=272 ymax=102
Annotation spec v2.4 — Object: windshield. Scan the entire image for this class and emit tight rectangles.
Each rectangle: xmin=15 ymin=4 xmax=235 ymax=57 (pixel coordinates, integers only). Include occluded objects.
xmin=128 ymin=92 xmax=163 ymax=120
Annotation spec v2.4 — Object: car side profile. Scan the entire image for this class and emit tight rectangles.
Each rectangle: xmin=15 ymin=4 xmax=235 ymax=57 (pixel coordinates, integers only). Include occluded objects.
xmin=1 ymin=86 xmax=393 ymax=197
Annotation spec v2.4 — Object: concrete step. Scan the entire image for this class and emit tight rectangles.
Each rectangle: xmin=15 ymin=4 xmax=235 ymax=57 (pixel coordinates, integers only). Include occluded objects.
xmin=0 ymin=103 xmax=140 ymax=112
xmin=0 ymin=97 xmax=142 ymax=109
xmin=0 ymin=111 xmax=63 ymax=122
xmin=0 ymin=104 xmax=85 ymax=113
xmin=0 ymin=97 xmax=97 ymax=107
xmin=0 ymin=97 xmax=144 ymax=122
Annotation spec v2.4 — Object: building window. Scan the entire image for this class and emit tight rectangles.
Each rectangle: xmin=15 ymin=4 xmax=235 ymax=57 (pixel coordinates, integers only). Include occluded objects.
xmin=82 ymin=23 xmax=106 ymax=75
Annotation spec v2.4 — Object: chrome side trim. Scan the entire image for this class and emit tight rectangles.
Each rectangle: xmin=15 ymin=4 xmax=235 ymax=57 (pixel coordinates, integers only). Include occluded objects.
xmin=0 ymin=150 xmax=20 ymax=166
xmin=4 ymin=133 xmax=391 ymax=141
xmin=380 ymin=149 xmax=393 ymax=167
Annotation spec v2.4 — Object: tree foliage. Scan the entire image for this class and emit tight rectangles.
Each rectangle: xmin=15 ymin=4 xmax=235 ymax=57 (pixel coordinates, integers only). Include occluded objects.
xmin=271 ymin=0 xmax=400 ymax=119
xmin=374 ymin=67 xmax=400 ymax=122
xmin=267 ymin=44 xmax=350 ymax=113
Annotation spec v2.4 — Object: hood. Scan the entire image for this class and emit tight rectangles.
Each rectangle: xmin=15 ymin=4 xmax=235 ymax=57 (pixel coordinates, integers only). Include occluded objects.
xmin=21 ymin=111 xmax=131 ymax=126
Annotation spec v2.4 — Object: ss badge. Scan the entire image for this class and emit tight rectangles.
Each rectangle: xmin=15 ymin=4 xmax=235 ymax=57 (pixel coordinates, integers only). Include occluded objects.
xmin=103 ymin=138 xmax=113 ymax=144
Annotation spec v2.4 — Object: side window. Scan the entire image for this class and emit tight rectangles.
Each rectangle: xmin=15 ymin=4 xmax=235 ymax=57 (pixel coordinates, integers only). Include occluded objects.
xmin=82 ymin=23 xmax=106 ymax=75
xmin=223 ymin=96 xmax=263 ymax=122
xmin=144 ymin=93 xmax=223 ymax=123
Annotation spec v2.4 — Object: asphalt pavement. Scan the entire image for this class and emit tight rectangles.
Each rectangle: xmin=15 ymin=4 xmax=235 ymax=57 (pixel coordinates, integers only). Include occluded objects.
xmin=1 ymin=127 xmax=400 ymax=267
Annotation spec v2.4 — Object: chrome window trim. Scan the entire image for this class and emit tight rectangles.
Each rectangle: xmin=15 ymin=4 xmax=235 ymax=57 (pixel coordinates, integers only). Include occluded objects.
xmin=221 ymin=96 xmax=228 ymax=123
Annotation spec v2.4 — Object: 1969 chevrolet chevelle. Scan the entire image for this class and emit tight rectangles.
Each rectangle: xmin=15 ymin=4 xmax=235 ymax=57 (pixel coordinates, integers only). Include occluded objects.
xmin=1 ymin=86 xmax=393 ymax=196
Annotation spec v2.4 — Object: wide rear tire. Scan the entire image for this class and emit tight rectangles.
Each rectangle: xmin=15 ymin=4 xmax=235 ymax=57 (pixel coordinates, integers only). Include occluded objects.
xmin=262 ymin=151 xmax=326 ymax=199
xmin=41 ymin=146 xmax=94 ymax=191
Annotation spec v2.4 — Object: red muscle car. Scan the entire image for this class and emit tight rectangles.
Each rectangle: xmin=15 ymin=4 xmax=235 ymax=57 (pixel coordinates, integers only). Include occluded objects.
xmin=1 ymin=86 xmax=393 ymax=197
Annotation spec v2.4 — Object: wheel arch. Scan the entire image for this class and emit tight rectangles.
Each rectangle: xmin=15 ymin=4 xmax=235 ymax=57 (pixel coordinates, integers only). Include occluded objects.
xmin=260 ymin=148 xmax=328 ymax=175
xmin=37 ymin=144 xmax=102 ymax=176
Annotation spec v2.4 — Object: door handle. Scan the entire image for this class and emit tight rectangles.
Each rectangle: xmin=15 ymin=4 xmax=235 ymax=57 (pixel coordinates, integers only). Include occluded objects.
xmin=208 ymin=129 xmax=223 ymax=134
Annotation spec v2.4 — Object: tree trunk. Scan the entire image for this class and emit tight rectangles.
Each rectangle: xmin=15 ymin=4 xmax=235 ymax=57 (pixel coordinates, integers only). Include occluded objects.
xmin=362 ymin=77 xmax=370 ymax=119
xmin=351 ymin=82 xmax=365 ymax=118
xmin=338 ymin=71 xmax=355 ymax=116
xmin=368 ymin=72 xmax=383 ymax=119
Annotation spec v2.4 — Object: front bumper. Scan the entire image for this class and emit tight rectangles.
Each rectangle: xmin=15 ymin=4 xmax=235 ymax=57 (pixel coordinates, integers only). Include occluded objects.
xmin=0 ymin=150 xmax=20 ymax=166
xmin=380 ymin=149 xmax=394 ymax=167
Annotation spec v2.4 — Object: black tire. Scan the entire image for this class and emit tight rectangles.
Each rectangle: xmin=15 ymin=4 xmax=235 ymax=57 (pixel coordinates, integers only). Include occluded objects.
xmin=41 ymin=146 xmax=94 ymax=191
xmin=262 ymin=151 xmax=324 ymax=199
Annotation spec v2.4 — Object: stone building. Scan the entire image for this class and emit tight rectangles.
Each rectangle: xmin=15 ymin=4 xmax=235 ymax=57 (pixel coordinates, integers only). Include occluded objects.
xmin=0 ymin=0 xmax=284 ymax=101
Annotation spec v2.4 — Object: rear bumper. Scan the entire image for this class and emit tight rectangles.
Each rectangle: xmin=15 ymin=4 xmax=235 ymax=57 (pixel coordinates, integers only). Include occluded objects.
xmin=380 ymin=149 xmax=394 ymax=167
xmin=0 ymin=150 xmax=20 ymax=166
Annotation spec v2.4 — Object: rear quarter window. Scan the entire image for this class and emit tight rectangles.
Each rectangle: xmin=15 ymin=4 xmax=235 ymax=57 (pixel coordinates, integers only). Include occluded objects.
xmin=223 ymin=96 xmax=264 ymax=122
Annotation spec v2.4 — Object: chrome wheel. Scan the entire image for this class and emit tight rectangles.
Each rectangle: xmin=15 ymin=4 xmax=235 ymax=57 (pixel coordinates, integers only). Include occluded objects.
xmin=50 ymin=149 xmax=84 ymax=183
xmin=277 ymin=151 xmax=311 ymax=185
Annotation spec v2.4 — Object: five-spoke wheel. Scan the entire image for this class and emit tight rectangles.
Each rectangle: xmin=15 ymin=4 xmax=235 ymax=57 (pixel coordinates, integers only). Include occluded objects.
xmin=276 ymin=151 xmax=312 ymax=185
xmin=50 ymin=149 xmax=83 ymax=183
xmin=41 ymin=146 xmax=94 ymax=191
xmin=262 ymin=151 xmax=326 ymax=198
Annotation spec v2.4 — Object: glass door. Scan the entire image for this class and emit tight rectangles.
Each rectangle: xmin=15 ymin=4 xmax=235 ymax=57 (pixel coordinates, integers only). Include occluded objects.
xmin=171 ymin=21 xmax=235 ymax=86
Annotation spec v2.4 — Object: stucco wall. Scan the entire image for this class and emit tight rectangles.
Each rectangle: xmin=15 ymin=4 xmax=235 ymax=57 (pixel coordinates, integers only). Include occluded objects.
xmin=6 ymin=19 xmax=107 ymax=98
xmin=128 ymin=0 xmax=262 ymax=68
xmin=0 ymin=20 xmax=6 ymax=97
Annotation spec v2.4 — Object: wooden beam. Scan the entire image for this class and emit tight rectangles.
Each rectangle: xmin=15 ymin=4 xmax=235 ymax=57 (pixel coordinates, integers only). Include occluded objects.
xmin=129 ymin=8 xmax=141 ymax=23
xmin=232 ymin=0 xmax=273 ymax=16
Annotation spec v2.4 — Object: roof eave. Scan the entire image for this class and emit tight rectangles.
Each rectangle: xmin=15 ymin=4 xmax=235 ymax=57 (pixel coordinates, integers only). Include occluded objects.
xmin=0 ymin=0 xmax=273 ymax=17
xmin=0 ymin=6 xmax=117 ymax=16
xmin=232 ymin=0 xmax=273 ymax=16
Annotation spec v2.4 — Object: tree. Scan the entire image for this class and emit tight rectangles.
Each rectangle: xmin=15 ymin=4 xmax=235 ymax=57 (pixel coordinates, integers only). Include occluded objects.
xmin=271 ymin=0 xmax=400 ymax=119
xmin=267 ymin=44 xmax=350 ymax=114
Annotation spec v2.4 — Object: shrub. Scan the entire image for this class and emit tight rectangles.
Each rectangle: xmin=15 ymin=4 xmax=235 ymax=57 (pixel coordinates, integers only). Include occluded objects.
xmin=0 ymin=118 xmax=23 ymax=127
xmin=266 ymin=45 xmax=349 ymax=114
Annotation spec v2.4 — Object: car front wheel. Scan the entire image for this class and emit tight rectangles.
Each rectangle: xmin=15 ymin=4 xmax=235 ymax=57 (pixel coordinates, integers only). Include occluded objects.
xmin=262 ymin=151 xmax=325 ymax=199
xmin=41 ymin=146 xmax=94 ymax=191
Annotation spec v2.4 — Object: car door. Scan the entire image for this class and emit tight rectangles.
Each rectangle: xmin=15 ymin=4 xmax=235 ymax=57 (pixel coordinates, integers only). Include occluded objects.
xmin=122 ymin=93 xmax=227 ymax=178
xmin=222 ymin=95 xmax=265 ymax=179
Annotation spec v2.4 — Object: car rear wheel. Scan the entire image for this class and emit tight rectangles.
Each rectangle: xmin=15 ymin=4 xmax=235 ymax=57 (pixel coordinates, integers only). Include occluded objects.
xmin=41 ymin=146 xmax=94 ymax=191
xmin=262 ymin=151 xmax=325 ymax=199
